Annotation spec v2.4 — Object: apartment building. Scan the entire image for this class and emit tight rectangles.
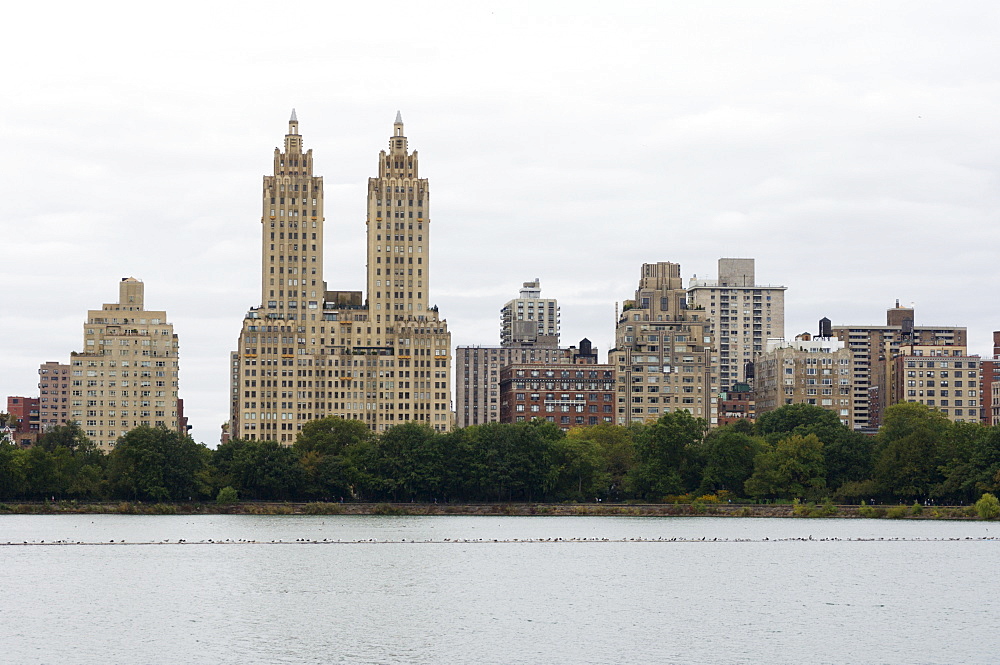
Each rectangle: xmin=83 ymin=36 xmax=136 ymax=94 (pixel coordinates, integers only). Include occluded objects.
xmin=498 ymin=362 xmax=616 ymax=429
xmin=68 ymin=278 xmax=181 ymax=450
xmin=979 ymin=332 xmax=1000 ymax=424
xmin=717 ymin=382 xmax=755 ymax=426
xmin=500 ymin=279 xmax=560 ymax=347
xmin=888 ymin=344 xmax=981 ymax=423
xmin=231 ymin=111 xmax=452 ymax=441
xmin=831 ymin=302 xmax=966 ymax=430
xmin=38 ymin=361 xmax=71 ymax=431
xmin=754 ymin=333 xmax=854 ymax=427
xmin=610 ymin=262 xmax=717 ymax=425
xmin=687 ymin=258 xmax=785 ymax=390
xmin=5 ymin=396 xmax=39 ymax=446
xmin=455 ymin=342 xmax=595 ymax=428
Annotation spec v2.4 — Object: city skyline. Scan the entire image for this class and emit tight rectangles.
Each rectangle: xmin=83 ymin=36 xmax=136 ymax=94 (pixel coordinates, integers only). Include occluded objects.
xmin=4 ymin=3 xmax=1000 ymax=442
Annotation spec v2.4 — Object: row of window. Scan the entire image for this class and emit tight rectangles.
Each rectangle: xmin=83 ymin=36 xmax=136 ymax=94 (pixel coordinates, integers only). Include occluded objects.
xmin=514 ymin=404 xmax=613 ymax=413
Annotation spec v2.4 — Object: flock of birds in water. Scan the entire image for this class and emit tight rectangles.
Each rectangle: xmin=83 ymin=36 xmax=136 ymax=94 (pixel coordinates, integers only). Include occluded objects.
xmin=2 ymin=535 xmax=995 ymax=546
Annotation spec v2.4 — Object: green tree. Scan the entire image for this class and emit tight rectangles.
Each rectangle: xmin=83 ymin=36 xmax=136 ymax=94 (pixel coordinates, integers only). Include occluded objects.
xmin=752 ymin=404 xmax=861 ymax=496
xmin=932 ymin=423 xmax=1000 ymax=504
xmin=225 ymin=439 xmax=305 ymax=501
xmin=108 ymin=426 xmax=211 ymax=501
xmin=36 ymin=422 xmax=96 ymax=454
xmin=744 ymin=433 xmax=826 ymax=500
xmin=0 ymin=443 xmax=26 ymax=499
xmin=372 ymin=423 xmax=446 ymax=501
xmin=698 ymin=426 xmax=765 ymax=497
xmin=756 ymin=403 xmax=849 ymax=444
xmin=293 ymin=417 xmax=375 ymax=500
xmin=974 ymin=492 xmax=1000 ymax=519
xmin=433 ymin=428 xmax=478 ymax=502
xmin=551 ymin=434 xmax=607 ymax=501
xmin=216 ymin=486 xmax=239 ymax=504
xmin=823 ymin=429 xmax=874 ymax=492
xmin=465 ymin=420 xmax=562 ymax=502
xmin=20 ymin=445 xmax=62 ymax=500
xmin=874 ymin=403 xmax=950 ymax=500
xmin=295 ymin=417 xmax=373 ymax=457
xmin=64 ymin=455 xmax=106 ymax=499
xmin=629 ymin=411 xmax=705 ymax=500
xmin=565 ymin=423 xmax=637 ymax=500
xmin=211 ymin=438 xmax=248 ymax=492
xmin=33 ymin=423 xmax=106 ymax=499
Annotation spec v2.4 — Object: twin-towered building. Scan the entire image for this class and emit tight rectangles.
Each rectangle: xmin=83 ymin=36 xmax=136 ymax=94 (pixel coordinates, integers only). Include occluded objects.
xmin=230 ymin=112 xmax=452 ymax=441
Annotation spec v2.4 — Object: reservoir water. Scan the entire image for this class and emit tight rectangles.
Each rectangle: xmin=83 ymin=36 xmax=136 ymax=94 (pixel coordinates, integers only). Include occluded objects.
xmin=1 ymin=514 xmax=996 ymax=664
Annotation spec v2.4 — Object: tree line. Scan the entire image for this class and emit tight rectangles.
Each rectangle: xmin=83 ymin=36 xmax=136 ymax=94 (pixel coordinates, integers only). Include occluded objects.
xmin=2 ymin=402 xmax=999 ymax=505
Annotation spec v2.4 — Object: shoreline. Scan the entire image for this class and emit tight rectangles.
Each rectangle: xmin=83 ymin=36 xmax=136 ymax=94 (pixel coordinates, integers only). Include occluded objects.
xmin=0 ymin=501 xmax=982 ymax=519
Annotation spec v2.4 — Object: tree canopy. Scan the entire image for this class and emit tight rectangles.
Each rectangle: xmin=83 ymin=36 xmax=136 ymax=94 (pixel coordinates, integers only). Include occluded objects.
xmin=0 ymin=405 xmax=995 ymax=505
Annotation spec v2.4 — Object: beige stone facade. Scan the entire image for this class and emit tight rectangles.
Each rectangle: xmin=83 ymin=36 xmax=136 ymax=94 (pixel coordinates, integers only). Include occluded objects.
xmin=610 ymin=262 xmax=717 ymax=425
xmin=68 ymin=278 xmax=181 ymax=450
xmin=687 ymin=258 xmax=785 ymax=390
xmin=754 ymin=333 xmax=854 ymax=427
xmin=888 ymin=344 xmax=980 ymax=423
xmin=231 ymin=112 xmax=452 ymax=442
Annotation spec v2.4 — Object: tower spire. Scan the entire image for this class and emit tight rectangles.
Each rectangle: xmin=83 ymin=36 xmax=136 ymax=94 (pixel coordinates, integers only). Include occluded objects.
xmin=391 ymin=110 xmax=406 ymax=144
xmin=290 ymin=108 xmax=298 ymax=123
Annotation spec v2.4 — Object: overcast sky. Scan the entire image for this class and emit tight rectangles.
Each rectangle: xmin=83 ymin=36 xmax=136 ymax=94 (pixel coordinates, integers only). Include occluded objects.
xmin=3 ymin=1 xmax=999 ymax=444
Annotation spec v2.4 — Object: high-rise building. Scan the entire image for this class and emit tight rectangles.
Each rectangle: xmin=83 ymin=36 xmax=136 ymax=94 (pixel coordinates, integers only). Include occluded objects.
xmin=754 ymin=333 xmax=854 ymax=427
xmin=687 ymin=258 xmax=786 ymax=390
xmin=831 ymin=303 xmax=966 ymax=430
xmin=231 ymin=112 xmax=452 ymax=441
xmin=610 ymin=262 xmax=717 ymax=425
xmin=886 ymin=344 xmax=980 ymax=423
xmin=69 ymin=278 xmax=181 ymax=450
xmin=37 ymin=361 xmax=71 ymax=430
xmin=500 ymin=279 xmax=560 ymax=347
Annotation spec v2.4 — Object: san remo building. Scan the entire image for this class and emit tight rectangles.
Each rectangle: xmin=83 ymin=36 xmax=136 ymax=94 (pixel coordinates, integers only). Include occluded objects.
xmin=230 ymin=111 xmax=453 ymax=442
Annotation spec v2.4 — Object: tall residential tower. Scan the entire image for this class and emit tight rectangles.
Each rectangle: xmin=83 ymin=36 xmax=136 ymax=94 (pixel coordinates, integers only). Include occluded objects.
xmin=610 ymin=262 xmax=717 ymax=425
xmin=687 ymin=258 xmax=785 ymax=390
xmin=231 ymin=112 xmax=452 ymax=442
xmin=69 ymin=278 xmax=181 ymax=450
